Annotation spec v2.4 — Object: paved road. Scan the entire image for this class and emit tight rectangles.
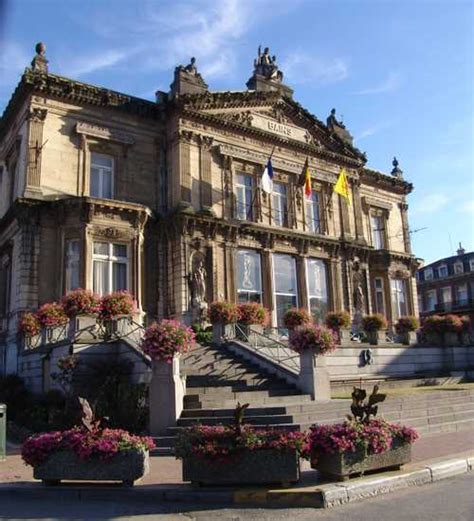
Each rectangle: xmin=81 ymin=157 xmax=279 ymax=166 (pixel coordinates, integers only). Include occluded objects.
xmin=1 ymin=474 xmax=473 ymax=521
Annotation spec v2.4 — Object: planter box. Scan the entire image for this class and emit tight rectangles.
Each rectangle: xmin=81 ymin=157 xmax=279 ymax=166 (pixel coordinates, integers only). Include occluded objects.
xmin=68 ymin=315 xmax=99 ymax=342
xmin=212 ymin=322 xmax=235 ymax=345
xmin=182 ymin=449 xmax=300 ymax=486
xmin=236 ymin=324 xmax=263 ymax=344
xmin=398 ymin=331 xmax=417 ymax=346
xmin=311 ymin=441 xmax=412 ymax=481
xmin=366 ymin=330 xmax=385 ymax=346
xmin=33 ymin=449 xmax=149 ymax=486
xmin=336 ymin=328 xmax=352 ymax=345
xmin=444 ymin=332 xmax=460 ymax=347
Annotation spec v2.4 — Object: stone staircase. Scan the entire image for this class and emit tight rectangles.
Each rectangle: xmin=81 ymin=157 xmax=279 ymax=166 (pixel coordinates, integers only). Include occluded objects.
xmin=152 ymin=343 xmax=474 ymax=455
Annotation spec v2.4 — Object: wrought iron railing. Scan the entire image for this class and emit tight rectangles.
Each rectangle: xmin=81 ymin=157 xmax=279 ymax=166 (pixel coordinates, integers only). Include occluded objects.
xmin=233 ymin=323 xmax=300 ymax=375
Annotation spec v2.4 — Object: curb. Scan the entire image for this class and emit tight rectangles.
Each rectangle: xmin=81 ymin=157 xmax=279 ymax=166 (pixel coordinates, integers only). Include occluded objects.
xmin=0 ymin=454 xmax=472 ymax=508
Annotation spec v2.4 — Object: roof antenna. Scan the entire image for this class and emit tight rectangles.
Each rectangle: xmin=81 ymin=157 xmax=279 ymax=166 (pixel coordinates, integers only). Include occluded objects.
xmin=448 ymin=233 xmax=454 ymax=255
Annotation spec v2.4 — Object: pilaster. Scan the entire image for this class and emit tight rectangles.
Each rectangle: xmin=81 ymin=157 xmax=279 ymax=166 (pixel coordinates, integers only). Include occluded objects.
xmin=25 ymin=108 xmax=47 ymax=197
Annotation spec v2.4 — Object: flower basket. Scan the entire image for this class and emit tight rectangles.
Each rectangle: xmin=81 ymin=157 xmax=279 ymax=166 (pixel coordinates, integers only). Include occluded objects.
xmin=99 ymin=291 xmax=136 ymax=321
xmin=395 ymin=316 xmax=419 ymax=346
xmin=182 ymin=449 xmax=300 ymax=486
xmin=283 ymin=308 xmax=312 ymax=330
xmin=18 ymin=312 xmax=41 ymax=338
xmin=32 ymin=448 xmax=149 ymax=486
xmin=36 ymin=302 xmax=69 ymax=329
xmin=62 ymin=289 xmax=100 ymax=318
xmin=325 ymin=311 xmax=351 ymax=345
xmin=141 ymin=320 xmax=195 ymax=363
xmin=311 ymin=440 xmax=412 ymax=481
xmin=208 ymin=302 xmax=239 ymax=345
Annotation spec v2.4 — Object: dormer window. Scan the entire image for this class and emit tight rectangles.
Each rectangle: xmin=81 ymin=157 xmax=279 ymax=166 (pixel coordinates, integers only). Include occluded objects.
xmin=438 ymin=264 xmax=448 ymax=278
xmin=424 ymin=268 xmax=433 ymax=281
xmin=454 ymin=262 xmax=464 ymax=275
xmin=470 ymin=259 xmax=474 ymax=272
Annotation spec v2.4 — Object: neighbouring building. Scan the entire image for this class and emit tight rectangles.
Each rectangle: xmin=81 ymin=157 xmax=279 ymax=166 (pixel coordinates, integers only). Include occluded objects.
xmin=417 ymin=244 xmax=474 ymax=322
xmin=0 ymin=43 xmax=419 ymax=377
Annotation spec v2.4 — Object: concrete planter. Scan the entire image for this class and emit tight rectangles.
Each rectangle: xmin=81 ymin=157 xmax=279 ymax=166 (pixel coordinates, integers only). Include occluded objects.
xmin=311 ymin=440 xmax=412 ymax=481
xmin=336 ymin=328 xmax=352 ymax=345
xmin=68 ymin=315 xmax=98 ymax=342
xmin=236 ymin=323 xmax=263 ymax=344
xmin=33 ymin=449 xmax=149 ymax=486
xmin=366 ymin=330 xmax=385 ymax=346
xmin=425 ymin=332 xmax=442 ymax=345
xmin=444 ymin=332 xmax=460 ymax=347
xmin=182 ymin=449 xmax=300 ymax=486
xmin=41 ymin=325 xmax=68 ymax=345
xmin=212 ymin=322 xmax=235 ymax=345
xmin=298 ymin=348 xmax=330 ymax=401
xmin=398 ymin=331 xmax=417 ymax=346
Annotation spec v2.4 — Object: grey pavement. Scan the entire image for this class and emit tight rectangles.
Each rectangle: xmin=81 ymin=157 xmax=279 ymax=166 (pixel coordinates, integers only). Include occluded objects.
xmin=1 ymin=473 xmax=473 ymax=521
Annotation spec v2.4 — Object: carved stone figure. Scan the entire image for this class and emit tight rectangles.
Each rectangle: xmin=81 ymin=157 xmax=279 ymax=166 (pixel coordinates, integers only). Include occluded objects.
xmin=171 ymin=57 xmax=208 ymax=96
xmin=326 ymin=108 xmax=346 ymax=131
xmin=31 ymin=42 xmax=49 ymax=73
xmin=252 ymin=45 xmax=283 ymax=83
xmin=192 ymin=261 xmax=207 ymax=305
xmin=183 ymin=57 xmax=198 ymax=76
xmin=352 ymin=260 xmax=366 ymax=314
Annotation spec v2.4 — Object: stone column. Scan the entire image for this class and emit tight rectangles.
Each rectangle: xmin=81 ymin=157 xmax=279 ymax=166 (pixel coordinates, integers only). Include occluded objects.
xmin=352 ymin=179 xmax=366 ymax=243
xmin=298 ymin=349 xmax=331 ymax=401
xmin=328 ymin=257 xmax=343 ymax=311
xmin=177 ymin=131 xmax=193 ymax=204
xmin=25 ymin=108 xmax=47 ymax=197
xmin=149 ymin=357 xmax=185 ymax=436
xmin=296 ymin=256 xmax=308 ymax=310
xmin=261 ymin=250 xmax=274 ymax=323
xmin=199 ymin=136 xmax=213 ymax=209
xmin=399 ymin=202 xmax=411 ymax=254
xmin=338 ymin=195 xmax=352 ymax=240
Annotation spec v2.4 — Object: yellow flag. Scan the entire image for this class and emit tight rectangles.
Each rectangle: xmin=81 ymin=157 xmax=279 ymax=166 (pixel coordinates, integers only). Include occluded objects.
xmin=334 ymin=168 xmax=351 ymax=205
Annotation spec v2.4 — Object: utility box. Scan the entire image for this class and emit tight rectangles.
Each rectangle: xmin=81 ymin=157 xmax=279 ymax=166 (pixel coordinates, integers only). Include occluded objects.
xmin=0 ymin=404 xmax=6 ymax=461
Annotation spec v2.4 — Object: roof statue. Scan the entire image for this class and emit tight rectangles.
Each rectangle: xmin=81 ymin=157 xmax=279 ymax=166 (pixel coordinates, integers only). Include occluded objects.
xmin=31 ymin=42 xmax=48 ymax=74
xmin=326 ymin=108 xmax=353 ymax=146
xmin=253 ymin=46 xmax=283 ymax=83
xmin=170 ymin=57 xmax=208 ymax=96
xmin=391 ymin=157 xmax=404 ymax=179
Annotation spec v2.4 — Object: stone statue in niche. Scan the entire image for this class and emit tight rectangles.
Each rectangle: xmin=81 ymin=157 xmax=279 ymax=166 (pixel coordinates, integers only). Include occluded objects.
xmin=352 ymin=259 xmax=366 ymax=332
xmin=188 ymin=253 xmax=208 ymax=323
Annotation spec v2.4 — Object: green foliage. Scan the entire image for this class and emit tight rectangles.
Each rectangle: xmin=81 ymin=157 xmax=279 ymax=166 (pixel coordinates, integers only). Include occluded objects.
xmin=361 ymin=314 xmax=387 ymax=332
xmin=325 ymin=311 xmax=351 ymax=330
xmin=191 ymin=323 xmax=213 ymax=345
xmin=350 ymin=385 xmax=386 ymax=423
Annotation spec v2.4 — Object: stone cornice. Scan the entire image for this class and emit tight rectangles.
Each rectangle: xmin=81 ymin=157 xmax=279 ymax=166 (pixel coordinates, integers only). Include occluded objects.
xmin=0 ymin=69 xmax=163 ymax=141
xmin=362 ymin=167 xmax=413 ymax=194
xmin=181 ymin=108 xmax=364 ymax=169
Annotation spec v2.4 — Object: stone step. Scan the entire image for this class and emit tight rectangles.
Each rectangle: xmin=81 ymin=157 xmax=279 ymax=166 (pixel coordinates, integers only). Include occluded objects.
xmin=176 ymin=413 xmax=295 ymax=427
xmin=184 ymin=393 xmax=314 ymax=409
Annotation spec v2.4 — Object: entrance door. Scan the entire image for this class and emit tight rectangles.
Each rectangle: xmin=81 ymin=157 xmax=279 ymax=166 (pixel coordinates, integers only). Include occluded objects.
xmin=272 ymin=254 xmax=298 ymax=327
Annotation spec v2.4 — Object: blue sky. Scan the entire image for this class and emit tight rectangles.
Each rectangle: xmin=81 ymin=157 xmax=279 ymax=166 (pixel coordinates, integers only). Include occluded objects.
xmin=0 ymin=0 xmax=473 ymax=263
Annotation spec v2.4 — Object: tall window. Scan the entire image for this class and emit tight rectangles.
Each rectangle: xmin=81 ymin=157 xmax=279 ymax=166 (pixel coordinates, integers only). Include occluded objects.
xmin=272 ymin=183 xmax=288 ymax=227
xmin=236 ymin=249 xmax=262 ymax=303
xmin=441 ymin=287 xmax=452 ymax=304
xmin=91 ymin=153 xmax=114 ymax=199
xmin=455 ymin=284 xmax=468 ymax=304
xmin=235 ymin=174 xmax=253 ymax=221
xmin=92 ymin=242 xmax=128 ymax=296
xmin=65 ymin=239 xmax=80 ymax=292
xmin=391 ymin=278 xmax=408 ymax=319
xmin=438 ymin=264 xmax=448 ymax=278
xmin=424 ymin=268 xmax=433 ymax=281
xmin=306 ymin=258 xmax=328 ymax=324
xmin=426 ymin=289 xmax=437 ymax=312
xmin=371 ymin=214 xmax=385 ymax=249
xmin=306 ymin=192 xmax=321 ymax=233
xmin=454 ymin=262 xmax=464 ymax=275
xmin=374 ymin=277 xmax=385 ymax=315
xmin=272 ymin=254 xmax=298 ymax=326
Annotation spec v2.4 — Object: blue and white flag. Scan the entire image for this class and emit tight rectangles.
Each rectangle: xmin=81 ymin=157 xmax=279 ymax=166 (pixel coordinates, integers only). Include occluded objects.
xmin=261 ymin=158 xmax=274 ymax=194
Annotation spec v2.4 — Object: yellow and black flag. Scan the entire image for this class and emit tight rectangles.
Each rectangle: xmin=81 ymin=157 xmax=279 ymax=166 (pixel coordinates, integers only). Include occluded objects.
xmin=334 ymin=168 xmax=351 ymax=205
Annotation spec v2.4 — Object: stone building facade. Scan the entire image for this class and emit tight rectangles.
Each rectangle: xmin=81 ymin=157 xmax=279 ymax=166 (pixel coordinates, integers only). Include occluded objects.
xmin=417 ymin=244 xmax=474 ymax=322
xmin=0 ymin=44 xmax=418 ymax=375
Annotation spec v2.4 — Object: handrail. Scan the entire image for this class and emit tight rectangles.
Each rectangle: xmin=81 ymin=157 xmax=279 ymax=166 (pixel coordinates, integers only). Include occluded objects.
xmin=233 ymin=323 xmax=300 ymax=375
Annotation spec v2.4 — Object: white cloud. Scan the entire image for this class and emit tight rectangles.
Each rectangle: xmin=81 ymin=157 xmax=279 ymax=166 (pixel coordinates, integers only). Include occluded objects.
xmin=281 ymin=52 xmax=348 ymax=85
xmin=355 ymin=71 xmax=402 ymax=95
xmin=458 ymin=199 xmax=474 ymax=215
xmin=61 ymin=49 xmax=131 ymax=77
xmin=412 ymin=193 xmax=450 ymax=215
xmin=354 ymin=120 xmax=394 ymax=142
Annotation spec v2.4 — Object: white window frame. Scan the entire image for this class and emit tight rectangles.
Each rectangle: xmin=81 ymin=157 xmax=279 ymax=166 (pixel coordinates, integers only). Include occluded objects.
xmin=92 ymin=241 xmax=129 ymax=296
xmin=90 ymin=152 xmax=114 ymax=199
xmin=272 ymin=253 xmax=298 ymax=326
xmin=454 ymin=261 xmax=464 ymax=275
xmin=440 ymin=286 xmax=452 ymax=303
xmin=391 ymin=278 xmax=408 ymax=318
xmin=305 ymin=258 xmax=328 ymax=324
xmin=370 ymin=213 xmax=386 ymax=250
xmin=305 ymin=191 xmax=321 ymax=233
xmin=272 ymin=183 xmax=288 ymax=227
xmin=235 ymin=173 xmax=254 ymax=221
xmin=438 ymin=264 xmax=448 ymax=278
xmin=64 ymin=239 xmax=81 ymax=293
xmin=236 ymin=249 xmax=262 ymax=303
xmin=469 ymin=259 xmax=474 ymax=272
xmin=426 ymin=289 xmax=437 ymax=312
xmin=424 ymin=268 xmax=433 ymax=281
xmin=455 ymin=283 xmax=468 ymax=303
xmin=374 ymin=277 xmax=386 ymax=315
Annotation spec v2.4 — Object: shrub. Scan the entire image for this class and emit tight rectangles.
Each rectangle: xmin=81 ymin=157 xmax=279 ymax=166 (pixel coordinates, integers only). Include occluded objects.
xmin=421 ymin=315 xmax=444 ymax=334
xmin=208 ymin=301 xmax=239 ymax=324
xmin=237 ymin=302 xmax=268 ymax=325
xmin=141 ymin=319 xmax=195 ymax=363
xmin=289 ymin=324 xmax=336 ymax=355
xmin=99 ymin=291 xmax=136 ymax=319
xmin=283 ymin=308 xmax=312 ymax=329
xmin=395 ymin=316 xmax=419 ymax=334
xmin=191 ymin=323 xmax=213 ymax=345
xmin=18 ymin=312 xmax=41 ymax=337
xmin=62 ymin=289 xmax=100 ymax=317
xmin=36 ymin=302 xmax=68 ymax=328
xmin=361 ymin=314 xmax=387 ymax=332
xmin=325 ymin=311 xmax=351 ymax=330
xmin=21 ymin=427 xmax=155 ymax=467
xmin=442 ymin=314 xmax=463 ymax=333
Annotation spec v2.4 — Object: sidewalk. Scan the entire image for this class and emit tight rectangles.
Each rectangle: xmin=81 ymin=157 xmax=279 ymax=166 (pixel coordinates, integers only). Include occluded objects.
xmin=1 ymin=428 xmax=473 ymax=488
